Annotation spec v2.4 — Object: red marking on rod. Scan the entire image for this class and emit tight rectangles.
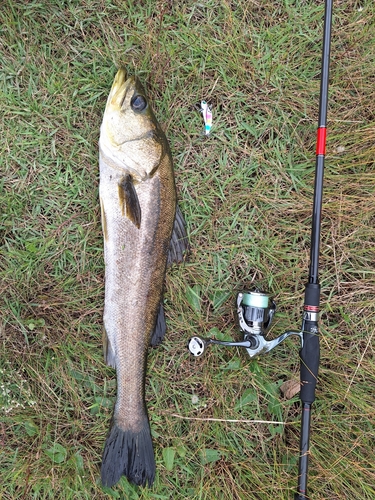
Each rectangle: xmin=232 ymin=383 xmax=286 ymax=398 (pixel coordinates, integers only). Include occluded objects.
xmin=316 ymin=127 xmax=327 ymax=155
xmin=304 ymin=305 xmax=319 ymax=312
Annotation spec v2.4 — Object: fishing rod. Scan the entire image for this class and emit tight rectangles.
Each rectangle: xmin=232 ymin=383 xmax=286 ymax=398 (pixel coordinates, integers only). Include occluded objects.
xmin=295 ymin=0 xmax=332 ymax=497
xmin=188 ymin=1 xmax=333 ymax=498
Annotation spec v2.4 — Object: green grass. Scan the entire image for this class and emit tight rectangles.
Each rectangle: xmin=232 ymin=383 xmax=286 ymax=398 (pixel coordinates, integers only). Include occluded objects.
xmin=1 ymin=0 xmax=375 ymax=498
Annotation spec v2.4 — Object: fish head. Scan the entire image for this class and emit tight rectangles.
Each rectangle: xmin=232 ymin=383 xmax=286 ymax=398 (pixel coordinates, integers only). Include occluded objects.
xmin=99 ymin=69 xmax=167 ymax=181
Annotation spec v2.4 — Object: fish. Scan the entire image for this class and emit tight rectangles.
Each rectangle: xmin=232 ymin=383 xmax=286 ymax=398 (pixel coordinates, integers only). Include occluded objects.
xmin=98 ymin=68 xmax=188 ymax=488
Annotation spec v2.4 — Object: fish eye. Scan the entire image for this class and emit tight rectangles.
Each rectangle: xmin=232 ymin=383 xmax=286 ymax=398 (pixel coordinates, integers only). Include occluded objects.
xmin=131 ymin=95 xmax=147 ymax=112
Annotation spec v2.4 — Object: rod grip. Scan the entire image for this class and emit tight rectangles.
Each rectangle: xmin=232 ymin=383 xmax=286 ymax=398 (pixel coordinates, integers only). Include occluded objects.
xmin=299 ymin=320 xmax=320 ymax=404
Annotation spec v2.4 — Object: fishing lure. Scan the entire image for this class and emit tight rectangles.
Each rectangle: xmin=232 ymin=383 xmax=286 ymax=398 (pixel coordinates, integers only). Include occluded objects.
xmin=201 ymin=100 xmax=212 ymax=135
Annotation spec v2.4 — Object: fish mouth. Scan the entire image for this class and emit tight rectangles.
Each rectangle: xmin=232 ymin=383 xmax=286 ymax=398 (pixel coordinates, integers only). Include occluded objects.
xmin=114 ymin=67 xmax=127 ymax=88
xmin=108 ymin=68 xmax=134 ymax=109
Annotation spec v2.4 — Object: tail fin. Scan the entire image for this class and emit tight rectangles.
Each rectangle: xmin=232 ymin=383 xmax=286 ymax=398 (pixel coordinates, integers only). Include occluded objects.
xmin=101 ymin=418 xmax=156 ymax=488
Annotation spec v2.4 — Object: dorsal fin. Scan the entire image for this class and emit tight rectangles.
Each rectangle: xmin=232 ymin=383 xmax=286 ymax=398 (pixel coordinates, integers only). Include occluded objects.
xmin=118 ymin=174 xmax=141 ymax=228
xmin=168 ymin=204 xmax=189 ymax=265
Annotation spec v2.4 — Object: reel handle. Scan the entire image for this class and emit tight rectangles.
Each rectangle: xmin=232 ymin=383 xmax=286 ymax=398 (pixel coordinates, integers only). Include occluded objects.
xmin=187 ymin=336 xmax=256 ymax=357
xmin=188 ymin=331 xmax=303 ymax=358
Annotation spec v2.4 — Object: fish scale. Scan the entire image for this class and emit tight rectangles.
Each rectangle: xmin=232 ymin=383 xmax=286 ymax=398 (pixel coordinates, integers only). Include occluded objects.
xmin=99 ymin=69 xmax=188 ymax=487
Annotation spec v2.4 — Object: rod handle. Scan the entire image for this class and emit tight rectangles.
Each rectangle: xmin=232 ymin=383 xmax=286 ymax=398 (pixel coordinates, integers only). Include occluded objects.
xmin=299 ymin=320 xmax=320 ymax=404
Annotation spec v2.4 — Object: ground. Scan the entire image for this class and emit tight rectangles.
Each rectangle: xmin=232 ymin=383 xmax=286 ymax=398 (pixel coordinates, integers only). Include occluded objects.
xmin=1 ymin=1 xmax=375 ymax=499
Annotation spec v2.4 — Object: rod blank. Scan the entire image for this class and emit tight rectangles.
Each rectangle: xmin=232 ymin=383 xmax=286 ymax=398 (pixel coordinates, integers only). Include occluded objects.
xmin=295 ymin=0 xmax=333 ymax=498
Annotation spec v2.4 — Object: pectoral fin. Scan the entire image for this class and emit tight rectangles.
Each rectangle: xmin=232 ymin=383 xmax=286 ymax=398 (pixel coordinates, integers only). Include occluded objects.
xmin=168 ymin=205 xmax=189 ymax=265
xmin=118 ymin=175 xmax=141 ymax=228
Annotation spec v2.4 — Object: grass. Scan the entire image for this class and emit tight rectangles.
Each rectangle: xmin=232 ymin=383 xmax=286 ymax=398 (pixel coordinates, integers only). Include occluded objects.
xmin=1 ymin=0 xmax=375 ymax=498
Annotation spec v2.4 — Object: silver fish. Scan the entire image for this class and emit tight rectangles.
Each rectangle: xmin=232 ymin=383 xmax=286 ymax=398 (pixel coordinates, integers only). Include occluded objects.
xmin=99 ymin=69 xmax=187 ymax=487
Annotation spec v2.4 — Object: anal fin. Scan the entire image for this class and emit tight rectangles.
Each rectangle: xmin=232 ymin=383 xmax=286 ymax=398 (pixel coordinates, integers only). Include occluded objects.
xmin=150 ymin=302 xmax=167 ymax=347
xmin=102 ymin=326 xmax=116 ymax=368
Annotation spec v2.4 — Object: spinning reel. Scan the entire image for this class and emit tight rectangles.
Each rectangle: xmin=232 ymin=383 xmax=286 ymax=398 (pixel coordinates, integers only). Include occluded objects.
xmin=188 ymin=289 xmax=303 ymax=359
